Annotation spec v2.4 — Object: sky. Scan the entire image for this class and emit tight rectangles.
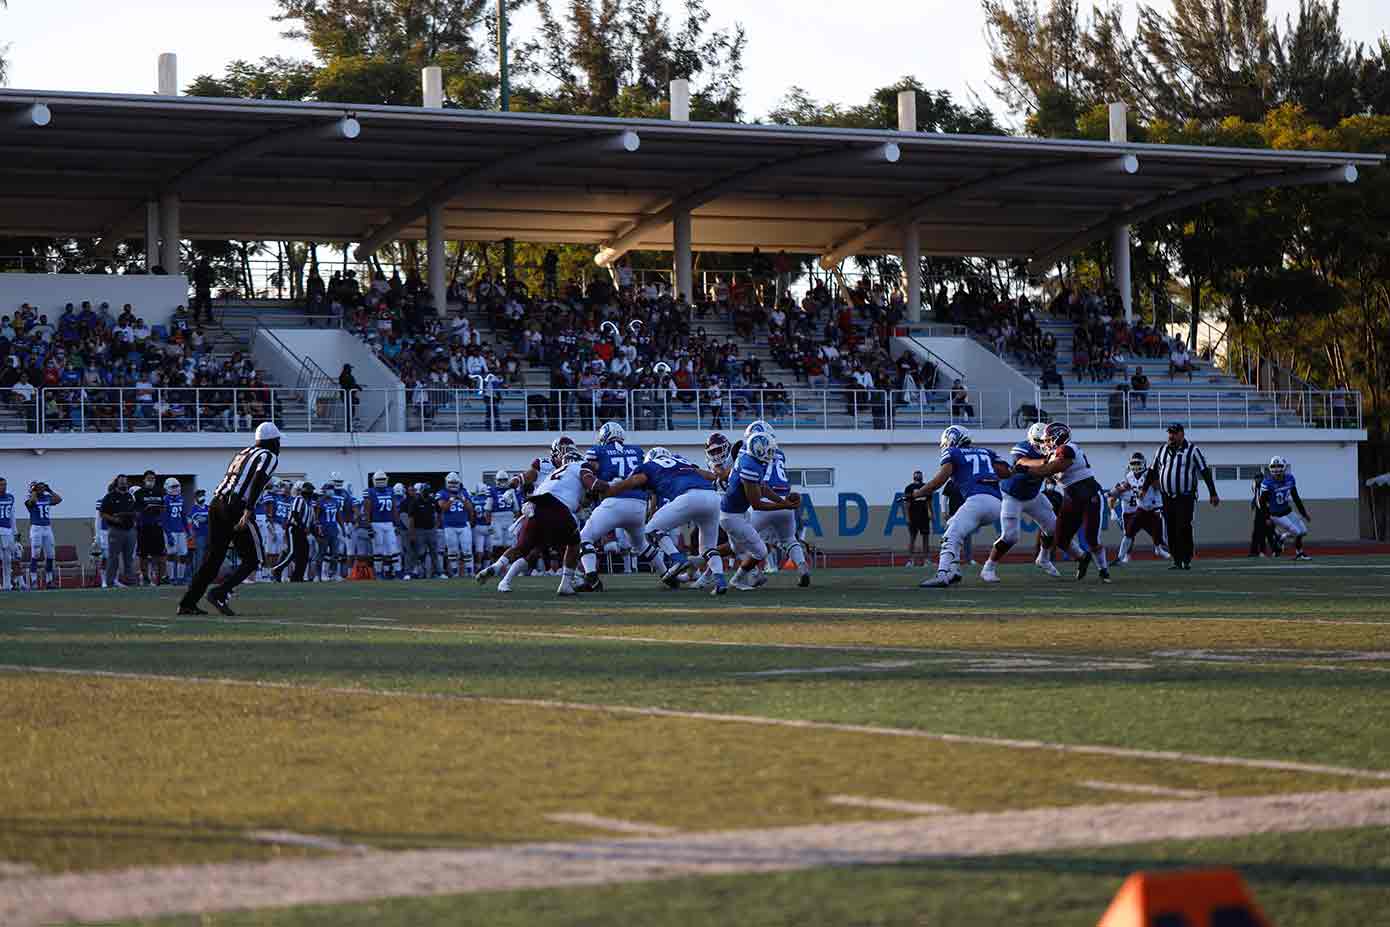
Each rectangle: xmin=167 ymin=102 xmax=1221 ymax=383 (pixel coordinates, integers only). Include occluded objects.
xmin=5 ymin=0 xmax=1390 ymax=124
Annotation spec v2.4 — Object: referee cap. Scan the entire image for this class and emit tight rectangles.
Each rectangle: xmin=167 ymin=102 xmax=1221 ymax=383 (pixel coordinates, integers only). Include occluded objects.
xmin=254 ymin=422 xmax=282 ymax=442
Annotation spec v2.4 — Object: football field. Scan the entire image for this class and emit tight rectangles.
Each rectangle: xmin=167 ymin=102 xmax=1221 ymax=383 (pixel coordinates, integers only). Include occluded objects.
xmin=2 ymin=557 xmax=1389 ymax=925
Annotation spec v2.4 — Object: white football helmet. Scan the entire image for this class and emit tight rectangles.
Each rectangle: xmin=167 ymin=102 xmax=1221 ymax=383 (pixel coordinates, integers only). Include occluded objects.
xmin=445 ymin=471 xmax=462 ymax=491
xmin=372 ymin=471 xmax=388 ymax=488
xmin=743 ymin=420 xmax=775 ymax=442
xmin=494 ymin=470 xmax=511 ymax=488
xmin=1268 ymin=455 xmax=1288 ymax=478
xmin=393 ymin=482 xmax=406 ymax=496
xmin=940 ymin=425 xmax=971 ymax=450
xmin=164 ymin=477 xmax=181 ymax=494
xmin=644 ymin=447 xmax=671 ymax=463
xmin=596 ymin=421 xmax=626 ymax=445
xmin=1026 ymin=422 xmax=1048 ymax=450
xmin=746 ymin=431 xmax=777 ymax=464
xmin=329 ymin=471 xmax=344 ymax=488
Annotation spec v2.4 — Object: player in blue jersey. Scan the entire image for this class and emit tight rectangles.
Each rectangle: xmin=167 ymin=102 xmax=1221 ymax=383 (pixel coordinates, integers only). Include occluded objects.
xmin=718 ymin=431 xmax=800 ymax=591
xmin=0 ymin=476 xmax=17 ymax=591
xmin=314 ymin=479 xmax=348 ymax=581
xmin=487 ymin=471 xmax=521 ymax=557
xmin=596 ymin=446 xmax=728 ymax=595
xmin=365 ymin=471 xmax=401 ymax=578
xmin=437 ymin=471 xmax=478 ymax=578
xmin=1260 ymin=456 xmax=1312 ymax=560
xmin=267 ymin=481 xmax=293 ymax=579
xmin=577 ymin=421 xmax=646 ymax=592
xmin=911 ymin=425 xmax=1013 ymax=588
xmin=188 ymin=489 xmax=210 ymax=581
xmin=25 ymin=480 xmax=63 ymax=590
xmin=1015 ymin=422 xmax=1111 ymax=583
xmin=750 ymin=441 xmax=811 ymax=587
xmin=980 ymin=422 xmax=1064 ymax=582
xmin=161 ymin=478 xmax=190 ymax=584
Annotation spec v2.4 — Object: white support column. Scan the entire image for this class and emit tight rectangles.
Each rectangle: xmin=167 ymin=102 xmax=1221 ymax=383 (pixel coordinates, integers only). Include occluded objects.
xmin=1109 ymin=101 xmax=1133 ymax=322
xmin=157 ymin=53 xmax=178 ymax=96
xmin=670 ymin=79 xmax=693 ymax=302
xmin=422 ymin=66 xmax=447 ymax=314
xmin=902 ymin=222 xmax=921 ymax=323
xmin=897 ymin=89 xmax=917 ymax=133
xmin=427 ymin=203 xmax=447 ymax=316
xmin=144 ymin=202 xmax=160 ymax=272
xmin=159 ymin=193 xmax=180 ymax=273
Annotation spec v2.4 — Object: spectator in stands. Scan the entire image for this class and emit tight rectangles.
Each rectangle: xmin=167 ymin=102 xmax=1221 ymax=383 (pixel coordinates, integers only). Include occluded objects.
xmin=1040 ymin=356 xmax=1065 ymax=392
xmin=1130 ymin=367 xmax=1150 ymax=407
xmin=1169 ymin=339 xmax=1195 ymax=380
xmin=950 ymin=379 xmax=974 ymax=419
xmin=339 ymin=364 xmax=361 ymax=430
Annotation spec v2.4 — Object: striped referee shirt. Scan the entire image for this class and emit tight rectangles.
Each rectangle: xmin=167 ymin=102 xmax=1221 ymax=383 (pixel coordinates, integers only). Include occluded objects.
xmin=1149 ymin=440 xmax=1209 ymax=496
xmin=286 ymin=494 xmax=310 ymax=529
xmin=214 ymin=446 xmax=279 ymax=507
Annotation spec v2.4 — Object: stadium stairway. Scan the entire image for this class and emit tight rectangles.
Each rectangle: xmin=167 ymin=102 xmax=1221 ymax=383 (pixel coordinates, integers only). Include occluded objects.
xmin=1004 ymin=317 xmax=1303 ymax=429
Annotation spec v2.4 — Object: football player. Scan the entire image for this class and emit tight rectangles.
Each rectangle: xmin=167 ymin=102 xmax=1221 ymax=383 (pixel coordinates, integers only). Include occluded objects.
xmin=488 ymin=470 xmax=520 ymax=557
xmin=0 ymin=476 xmax=17 ymax=591
xmin=133 ymin=471 xmax=165 ymax=586
xmin=577 ymin=421 xmax=646 ymax=592
xmin=477 ymin=447 xmax=596 ymax=595
xmin=1014 ymin=422 xmax=1110 ymax=583
xmin=25 ymin=480 xmax=63 ymax=590
xmin=747 ymin=425 xmax=810 ymax=587
xmin=161 ymin=478 xmax=189 ymax=584
xmin=365 ymin=471 xmax=401 ymax=579
xmin=438 ymin=471 xmax=477 ymax=578
xmin=93 ymin=492 xmax=109 ymax=588
xmin=981 ymin=422 xmax=1062 ymax=582
xmin=315 ymin=476 xmax=348 ymax=581
xmin=912 ymin=426 xmax=1012 ymax=588
xmin=718 ymin=431 xmax=799 ymax=591
xmin=470 ymin=479 xmax=493 ymax=564
xmin=1109 ymin=452 xmax=1169 ymax=563
xmin=188 ymin=489 xmax=211 ymax=580
xmin=1260 ymin=456 xmax=1312 ymax=560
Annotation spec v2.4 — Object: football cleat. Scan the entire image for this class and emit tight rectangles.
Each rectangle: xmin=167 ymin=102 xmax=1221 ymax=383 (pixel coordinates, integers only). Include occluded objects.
xmin=1075 ymin=552 xmax=1093 ymax=581
xmin=980 ymin=561 xmax=1000 ymax=583
xmin=711 ymin=575 xmax=729 ymax=596
xmin=206 ymin=590 xmax=236 ymax=616
xmin=1098 ymin=568 xmax=1112 ymax=584
xmin=919 ymin=573 xmax=954 ymax=588
xmin=574 ymin=576 xmax=605 ymax=593
xmin=730 ymin=575 xmax=758 ymax=591
xmin=798 ymin=573 xmax=811 ymax=588
xmin=1035 ymin=556 xmax=1061 ymax=578
xmin=176 ymin=604 xmax=206 ymax=616
xmin=1295 ymin=552 xmax=1312 ymax=561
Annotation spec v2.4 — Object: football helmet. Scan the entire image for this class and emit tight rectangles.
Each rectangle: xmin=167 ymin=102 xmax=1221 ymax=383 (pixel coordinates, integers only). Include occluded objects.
xmin=494 ymin=470 xmax=511 ymax=488
xmin=164 ymin=477 xmax=181 ymax=494
xmin=372 ymin=471 xmax=389 ymax=488
xmin=298 ymin=480 xmax=315 ymax=497
xmin=1026 ymin=422 xmax=1048 ymax=450
xmin=644 ymin=447 xmax=671 ymax=463
xmin=743 ymin=420 xmax=775 ymax=442
xmin=596 ymin=421 xmax=626 ymax=445
xmin=1268 ymin=455 xmax=1288 ymax=478
xmin=706 ymin=432 xmax=731 ymax=466
xmin=550 ymin=435 xmax=576 ymax=465
xmin=746 ymin=432 xmax=777 ymax=464
xmin=445 ymin=471 xmax=462 ymax=491
xmin=559 ymin=448 xmax=585 ymax=467
xmin=1043 ymin=422 xmax=1072 ymax=450
xmin=940 ymin=425 xmax=971 ymax=450
xmin=1129 ymin=452 xmax=1147 ymax=475
xmin=329 ymin=471 xmax=344 ymax=488
xmin=393 ymin=482 xmax=406 ymax=496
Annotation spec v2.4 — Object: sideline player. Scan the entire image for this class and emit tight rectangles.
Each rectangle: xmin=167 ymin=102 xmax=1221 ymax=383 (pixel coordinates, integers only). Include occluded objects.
xmin=980 ymin=422 xmax=1062 ymax=582
xmin=913 ymin=426 xmax=1012 ymax=588
xmin=438 ymin=471 xmax=477 ymax=578
xmin=1015 ymin=422 xmax=1111 ymax=583
xmin=577 ymin=421 xmax=646 ymax=592
xmin=315 ymin=476 xmax=347 ymax=581
xmin=365 ymin=471 xmax=400 ymax=579
xmin=133 ymin=471 xmax=166 ymax=586
xmin=161 ymin=478 xmax=190 ymax=584
xmin=476 ymin=447 xmax=596 ymax=595
xmin=1261 ymin=456 xmax=1312 ymax=560
xmin=26 ymin=480 xmax=63 ymax=590
xmin=0 ymin=476 xmax=18 ymax=591
xmin=1110 ymin=452 xmax=1169 ymax=563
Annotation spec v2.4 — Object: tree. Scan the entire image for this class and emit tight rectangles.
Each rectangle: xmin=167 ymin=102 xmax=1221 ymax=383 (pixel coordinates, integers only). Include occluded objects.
xmin=186 ymin=57 xmax=319 ymax=100
xmin=767 ymin=77 xmax=1002 ymax=135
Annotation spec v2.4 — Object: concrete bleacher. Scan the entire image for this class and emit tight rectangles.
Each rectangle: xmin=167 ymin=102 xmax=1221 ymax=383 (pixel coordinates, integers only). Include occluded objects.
xmin=1006 ymin=317 xmax=1305 ymax=429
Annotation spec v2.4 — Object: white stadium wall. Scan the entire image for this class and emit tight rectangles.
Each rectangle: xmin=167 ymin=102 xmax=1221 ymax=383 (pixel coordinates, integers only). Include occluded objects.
xmin=0 ymin=428 xmax=1363 ymax=555
xmin=0 ymin=273 xmax=189 ymax=327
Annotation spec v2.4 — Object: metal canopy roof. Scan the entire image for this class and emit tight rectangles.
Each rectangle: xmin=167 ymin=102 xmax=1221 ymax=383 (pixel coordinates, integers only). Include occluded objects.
xmin=0 ymin=88 xmax=1380 ymax=265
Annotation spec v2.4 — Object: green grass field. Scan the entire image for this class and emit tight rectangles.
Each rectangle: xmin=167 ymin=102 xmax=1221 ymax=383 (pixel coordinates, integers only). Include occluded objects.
xmin=2 ymin=557 xmax=1389 ymax=925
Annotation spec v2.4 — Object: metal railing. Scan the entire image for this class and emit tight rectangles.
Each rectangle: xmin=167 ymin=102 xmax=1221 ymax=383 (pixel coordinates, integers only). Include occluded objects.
xmin=16 ymin=385 xmax=1360 ymax=436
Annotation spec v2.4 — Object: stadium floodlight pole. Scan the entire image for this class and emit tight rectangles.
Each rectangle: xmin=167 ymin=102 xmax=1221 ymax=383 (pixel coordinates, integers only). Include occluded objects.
xmin=499 ymin=0 xmax=514 ymax=284
xmin=8 ymin=103 xmax=51 ymax=128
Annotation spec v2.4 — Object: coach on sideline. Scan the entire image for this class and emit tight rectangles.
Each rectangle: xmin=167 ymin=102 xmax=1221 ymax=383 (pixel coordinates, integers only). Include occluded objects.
xmin=1141 ymin=422 xmax=1218 ymax=571
xmin=178 ymin=422 xmax=281 ymax=617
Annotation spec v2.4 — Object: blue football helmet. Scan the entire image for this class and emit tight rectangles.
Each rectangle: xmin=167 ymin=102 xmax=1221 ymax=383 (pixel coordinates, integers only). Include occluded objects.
xmin=596 ymin=421 xmax=626 ymax=445
xmin=747 ymin=432 xmax=777 ymax=464
xmin=940 ymin=425 xmax=971 ymax=450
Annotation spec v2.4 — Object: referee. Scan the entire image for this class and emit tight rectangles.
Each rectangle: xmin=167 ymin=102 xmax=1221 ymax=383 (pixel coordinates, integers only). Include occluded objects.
xmin=272 ymin=481 xmax=314 ymax=582
xmin=178 ymin=422 xmax=281 ymax=616
xmin=1141 ymin=422 xmax=1219 ymax=571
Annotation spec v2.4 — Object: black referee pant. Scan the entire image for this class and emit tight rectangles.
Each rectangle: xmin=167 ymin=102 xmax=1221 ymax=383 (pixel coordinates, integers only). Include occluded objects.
xmin=1161 ymin=492 xmax=1197 ymax=567
xmin=273 ymin=525 xmax=310 ymax=582
xmin=180 ymin=495 xmax=263 ymax=609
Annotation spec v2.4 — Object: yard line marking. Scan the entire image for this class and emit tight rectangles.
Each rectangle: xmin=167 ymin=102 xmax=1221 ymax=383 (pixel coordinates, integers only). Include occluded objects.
xmin=1077 ymin=780 xmax=1214 ymax=800
xmin=0 ymin=861 xmax=37 ymax=879
xmin=246 ymin=831 xmax=369 ymax=854
xmin=734 ymin=660 xmax=921 ymax=677
xmin=18 ymin=627 xmax=48 ymax=632
xmin=135 ymin=623 xmax=169 ymax=630
xmin=545 ymin=814 xmax=678 ymax=836
xmin=827 ymin=795 xmax=955 ymax=815
xmin=3 ymin=788 xmax=1390 ymax=926
xmin=357 ymin=616 xmax=397 ymax=622
xmin=3 ymin=663 xmax=1389 ymax=782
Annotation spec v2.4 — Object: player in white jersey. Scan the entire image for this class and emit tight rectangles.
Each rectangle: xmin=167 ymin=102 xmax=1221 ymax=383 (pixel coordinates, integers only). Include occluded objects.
xmin=1109 ymin=452 xmax=1169 ymax=563
xmin=477 ymin=448 xmax=596 ymax=595
xmin=1014 ymin=422 xmax=1110 ymax=583
xmin=981 ymin=422 xmax=1066 ymax=582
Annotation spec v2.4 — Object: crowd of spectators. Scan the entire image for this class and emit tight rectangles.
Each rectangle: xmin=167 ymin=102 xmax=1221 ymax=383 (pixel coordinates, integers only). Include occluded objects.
xmin=1 ymin=300 xmax=274 ymax=433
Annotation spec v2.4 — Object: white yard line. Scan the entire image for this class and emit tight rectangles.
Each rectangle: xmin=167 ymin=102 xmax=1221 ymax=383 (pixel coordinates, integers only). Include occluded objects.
xmin=246 ymin=831 xmax=369 ymax=854
xmin=3 ymin=663 xmax=1389 ymax=782
xmin=734 ymin=660 xmax=921 ymax=677
xmin=545 ymin=814 xmax=678 ymax=836
xmin=826 ymin=795 xmax=955 ymax=815
xmin=1077 ymin=780 xmax=1214 ymax=800
xmin=3 ymin=788 xmax=1388 ymax=926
